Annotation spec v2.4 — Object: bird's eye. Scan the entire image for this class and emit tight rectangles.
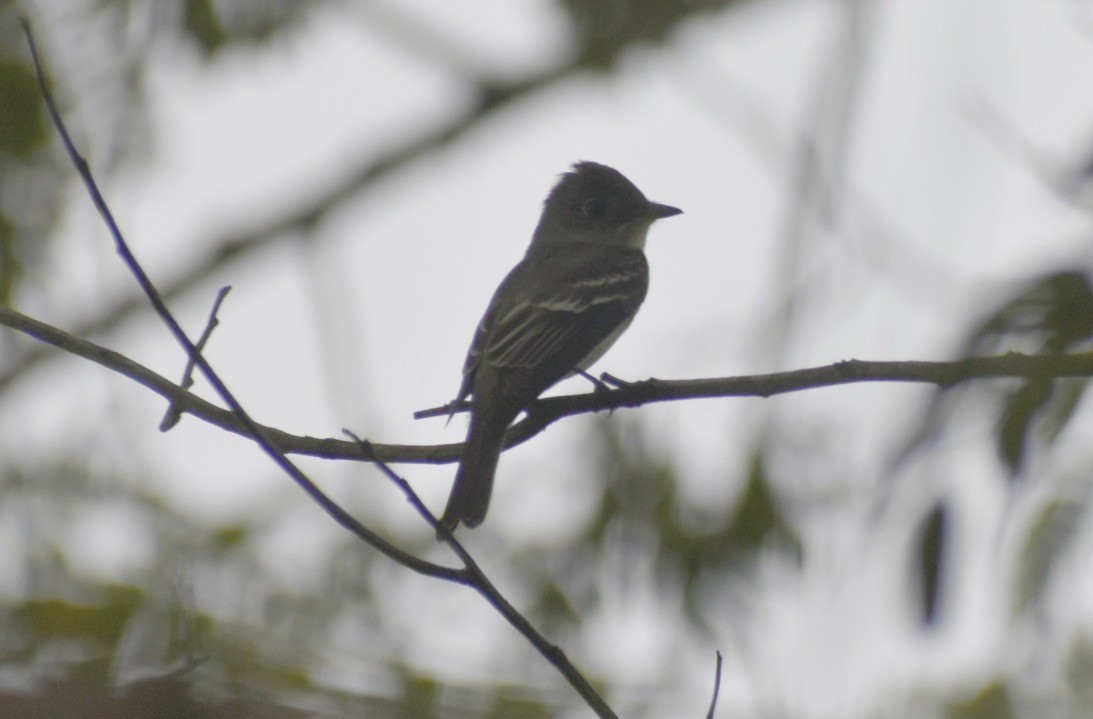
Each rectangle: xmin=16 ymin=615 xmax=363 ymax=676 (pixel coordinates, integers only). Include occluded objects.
xmin=581 ymin=197 xmax=607 ymax=220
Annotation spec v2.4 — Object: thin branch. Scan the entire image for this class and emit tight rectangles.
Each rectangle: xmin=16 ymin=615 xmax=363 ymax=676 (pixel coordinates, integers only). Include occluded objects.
xmin=21 ymin=18 xmax=459 ymax=583
xmin=5 ymin=301 xmax=1093 ymax=467
xmin=705 ymin=651 xmax=723 ymax=719
xmin=348 ymin=432 xmax=619 ymax=719
xmin=0 ymin=302 xmax=457 ymax=461
xmin=160 ymin=285 xmax=231 ymax=431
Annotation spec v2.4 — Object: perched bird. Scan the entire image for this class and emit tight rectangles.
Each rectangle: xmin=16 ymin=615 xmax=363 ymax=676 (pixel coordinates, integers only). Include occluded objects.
xmin=439 ymin=161 xmax=681 ymax=533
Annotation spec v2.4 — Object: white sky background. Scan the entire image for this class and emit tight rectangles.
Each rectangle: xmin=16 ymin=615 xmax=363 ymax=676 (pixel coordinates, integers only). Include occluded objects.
xmin=7 ymin=0 xmax=1093 ymax=716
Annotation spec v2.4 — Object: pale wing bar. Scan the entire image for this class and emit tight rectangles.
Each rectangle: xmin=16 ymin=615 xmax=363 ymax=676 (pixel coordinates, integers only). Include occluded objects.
xmin=486 ymin=266 xmax=646 ymax=369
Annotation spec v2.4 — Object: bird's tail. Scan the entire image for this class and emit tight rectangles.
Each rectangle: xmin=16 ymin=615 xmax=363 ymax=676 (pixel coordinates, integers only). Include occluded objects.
xmin=438 ymin=404 xmax=512 ymax=535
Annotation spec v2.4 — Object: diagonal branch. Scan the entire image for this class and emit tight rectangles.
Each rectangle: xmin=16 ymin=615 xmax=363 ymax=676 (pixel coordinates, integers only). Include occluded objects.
xmin=350 ymin=433 xmax=620 ymax=719
xmin=21 ymin=17 xmax=459 ymax=583
xmin=160 ymin=285 xmax=231 ymax=431
xmin=705 ymin=651 xmax=723 ymax=719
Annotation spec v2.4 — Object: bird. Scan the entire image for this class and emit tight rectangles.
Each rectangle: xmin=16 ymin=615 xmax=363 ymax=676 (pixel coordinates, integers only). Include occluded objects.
xmin=439 ymin=161 xmax=682 ymax=533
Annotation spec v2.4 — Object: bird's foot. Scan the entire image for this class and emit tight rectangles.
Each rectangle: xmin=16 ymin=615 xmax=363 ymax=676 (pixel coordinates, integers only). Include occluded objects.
xmin=577 ymin=369 xmax=613 ymax=393
xmin=598 ymin=372 xmax=633 ymax=389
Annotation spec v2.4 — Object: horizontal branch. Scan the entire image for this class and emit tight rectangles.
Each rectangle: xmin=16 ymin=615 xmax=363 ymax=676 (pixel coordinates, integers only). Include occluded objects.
xmin=4 ymin=304 xmax=1092 ymax=468
xmin=0 ymin=303 xmax=445 ymax=461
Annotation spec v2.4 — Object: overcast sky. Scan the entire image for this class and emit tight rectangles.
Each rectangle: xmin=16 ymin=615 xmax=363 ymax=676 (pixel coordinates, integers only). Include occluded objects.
xmin=7 ymin=0 xmax=1093 ymax=715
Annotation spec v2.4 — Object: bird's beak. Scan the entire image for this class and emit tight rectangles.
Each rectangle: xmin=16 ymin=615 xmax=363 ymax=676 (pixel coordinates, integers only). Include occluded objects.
xmin=647 ymin=202 xmax=683 ymax=219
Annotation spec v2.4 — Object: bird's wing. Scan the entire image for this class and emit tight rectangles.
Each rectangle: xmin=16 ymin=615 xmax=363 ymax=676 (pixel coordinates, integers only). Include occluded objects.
xmin=453 ymin=246 xmax=649 ymax=407
xmin=487 ymin=268 xmax=643 ymax=367
xmin=481 ymin=247 xmax=648 ymax=388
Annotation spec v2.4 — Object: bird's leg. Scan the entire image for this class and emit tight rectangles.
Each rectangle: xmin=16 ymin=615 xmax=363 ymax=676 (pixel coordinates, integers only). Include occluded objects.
xmin=599 ymin=372 xmax=633 ymax=389
xmin=577 ymin=369 xmax=636 ymax=392
xmin=576 ymin=369 xmax=613 ymax=393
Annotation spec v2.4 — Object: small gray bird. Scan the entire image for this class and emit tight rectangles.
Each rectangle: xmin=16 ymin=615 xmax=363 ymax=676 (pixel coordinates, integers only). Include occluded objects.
xmin=439 ymin=162 xmax=681 ymax=533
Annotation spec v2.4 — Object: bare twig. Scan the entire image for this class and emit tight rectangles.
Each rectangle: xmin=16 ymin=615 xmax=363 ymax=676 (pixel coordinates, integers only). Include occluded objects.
xmin=22 ymin=17 xmax=459 ymax=582
xmin=414 ymin=351 xmax=1093 ymax=428
xmin=160 ymin=285 xmax=231 ymax=431
xmin=414 ymin=397 xmax=470 ymax=421
xmin=0 ymin=303 xmax=412 ymax=457
xmin=705 ymin=651 xmax=723 ymax=719
xmin=5 ymin=300 xmax=1093 ymax=466
xmin=346 ymin=431 xmax=620 ymax=719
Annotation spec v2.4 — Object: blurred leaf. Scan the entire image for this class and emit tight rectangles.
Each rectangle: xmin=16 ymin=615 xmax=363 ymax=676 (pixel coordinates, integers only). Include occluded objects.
xmin=998 ymin=378 xmax=1089 ymax=477
xmin=0 ymin=57 xmax=47 ymax=302
xmin=969 ymin=272 xmax=1093 ymax=354
xmin=1064 ymin=638 xmax=1093 ymax=710
xmin=723 ymin=453 xmax=788 ymax=552
xmin=677 ymin=451 xmax=802 ymax=625
xmin=956 ymin=271 xmax=1093 ymax=473
xmin=181 ymin=0 xmax=312 ymax=56
xmin=528 ymin=577 xmax=580 ymax=627
xmin=184 ymin=0 xmax=229 ymax=56
xmin=399 ymin=668 xmax=439 ymax=718
xmin=1014 ymin=499 xmax=1084 ymax=616
xmin=1040 ymin=273 xmax=1093 ymax=352
xmin=998 ymin=379 xmax=1051 ymax=472
xmin=490 ymin=689 xmax=553 ymax=719
xmin=0 ymin=213 xmax=17 ymax=304
xmin=559 ymin=0 xmax=741 ymax=69
xmin=914 ymin=501 xmax=948 ymax=628
xmin=1039 ymin=378 xmax=1089 ymax=445
xmin=0 ymin=655 xmax=295 ymax=718
xmin=0 ymin=58 xmax=47 ymax=160
xmin=583 ymin=420 xmax=803 ymax=628
xmin=679 ymin=452 xmax=803 ymax=573
xmin=584 ymin=417 xmax=675 ymax=543
xmin=946 ymin=681 xmax=1015 ymax=719
xmin=211 ymin=523 xmax=251 ymax=550
xmin=13 ymin=585 xmax=144 ymax=649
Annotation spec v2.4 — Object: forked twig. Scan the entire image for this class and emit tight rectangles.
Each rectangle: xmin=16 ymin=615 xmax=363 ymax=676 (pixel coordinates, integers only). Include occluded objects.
xmin=21 ymin=16 xmax=458 ymax=582
xmin=346 ymin=432 xmax=620 ymax=719
xmin=160 ymin=285 xmax=231 ymax=430
xmin=22 ymin=18 xmax=620 ymax=719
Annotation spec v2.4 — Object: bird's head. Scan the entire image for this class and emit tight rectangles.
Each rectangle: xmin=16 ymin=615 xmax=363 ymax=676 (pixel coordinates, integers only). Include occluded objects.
xmin=531 ymin=161 xmax=681 ymax=251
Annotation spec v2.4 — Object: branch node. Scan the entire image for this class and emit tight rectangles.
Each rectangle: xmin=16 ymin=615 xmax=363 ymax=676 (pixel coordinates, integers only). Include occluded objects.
xmin=160 ymin=286 xmax=232 ymax=431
